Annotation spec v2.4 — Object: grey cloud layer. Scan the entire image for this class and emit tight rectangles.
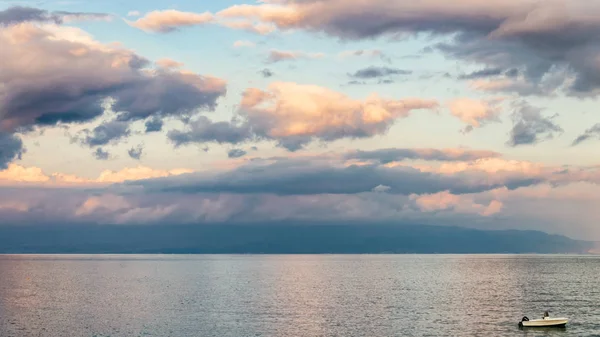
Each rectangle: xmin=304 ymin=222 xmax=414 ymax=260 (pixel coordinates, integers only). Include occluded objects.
xmin=129 ymin=158 xmax=542 ymax=196
xmin=219 ymin=0 xmax=600 ymax=96
xmin=0 ymin=6 xmax=110 ymax=26
xmin=345 ymin=148 xmax=500 ymax=164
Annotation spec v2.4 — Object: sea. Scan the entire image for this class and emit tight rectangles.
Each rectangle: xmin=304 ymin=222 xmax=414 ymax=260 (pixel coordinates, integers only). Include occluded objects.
xmin=1 ymin=255 xmax=599 ymax=337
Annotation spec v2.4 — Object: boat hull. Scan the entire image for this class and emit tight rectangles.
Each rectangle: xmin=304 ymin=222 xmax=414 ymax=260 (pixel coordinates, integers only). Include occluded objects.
xmin=520 ymin=318 xmax=568 ymax=328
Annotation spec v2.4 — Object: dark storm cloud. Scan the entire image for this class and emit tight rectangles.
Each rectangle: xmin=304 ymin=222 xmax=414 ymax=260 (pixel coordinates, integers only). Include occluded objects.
xmin=128 ymin=145 xmax=144 ymax=160
xmin=144 ymin=117 xmax=164 ymax=133
xmin=572 ymin=124 xmax=600 ymax=146
xmin=227 ymin=149 xmax=247 ymax=158
xmin=76 ymin=121 xmax=131 ymax=147
xmin=507 ymin=103 xmax=564 ymax=147
xmin=93 ymin=148 xmax=110 ymax=160
xmin=128 ymin=158 xmax=542 ymax=196
xmin=0 ymin=6 xmax=110 ymax=26
xmin=345 ymin=148 xmax=501 ymax=164
xmin=167 ymin=116 xmax=252 ymax=147
xmin=348 ymin=66 xmax=411 ymax=79
xmin=0 ymin=133 xmax=24 ymax=169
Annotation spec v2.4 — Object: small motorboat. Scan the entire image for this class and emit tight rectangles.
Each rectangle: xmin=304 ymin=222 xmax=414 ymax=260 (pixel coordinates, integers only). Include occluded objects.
xmin=518 ymin=312 xmax=568 ymax=328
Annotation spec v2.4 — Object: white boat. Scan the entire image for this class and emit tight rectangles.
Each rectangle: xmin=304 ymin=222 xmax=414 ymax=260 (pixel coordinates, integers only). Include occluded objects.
xmin=519 ymin=315 xmax=568 ymax=328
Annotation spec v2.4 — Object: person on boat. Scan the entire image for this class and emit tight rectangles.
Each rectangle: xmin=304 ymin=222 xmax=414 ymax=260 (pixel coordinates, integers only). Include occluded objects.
xmin=543 ymin=311 xmax=549 ymax=319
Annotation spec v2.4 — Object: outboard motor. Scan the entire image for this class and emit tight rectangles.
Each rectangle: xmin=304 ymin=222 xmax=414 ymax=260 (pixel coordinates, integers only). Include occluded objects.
xmin=518 ymin=316 xmax=529 ymax=327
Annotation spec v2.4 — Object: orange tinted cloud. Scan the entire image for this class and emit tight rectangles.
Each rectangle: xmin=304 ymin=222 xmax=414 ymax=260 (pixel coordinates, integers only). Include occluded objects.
xmin=128 ymin=10 xmax=214 ymax=33
xmin=447 ymin=98 xmax=502 ymax=131
xmin=0 ymin=164 xmax=193 ymax=186
xmin=240 ymin=82 xmax=439 ymax=149
xmin=411 ymin=190 xmax=503 ymax=216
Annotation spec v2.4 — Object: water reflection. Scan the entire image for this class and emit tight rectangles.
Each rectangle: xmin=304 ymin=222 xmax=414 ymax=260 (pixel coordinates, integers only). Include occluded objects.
xmin=0 ymin=255 xmax=599 ymax=336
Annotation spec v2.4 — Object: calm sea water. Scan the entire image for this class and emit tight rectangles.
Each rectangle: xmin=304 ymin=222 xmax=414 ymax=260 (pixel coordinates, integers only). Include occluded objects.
xmin=1 ymin=255 xmax=599 ymax=337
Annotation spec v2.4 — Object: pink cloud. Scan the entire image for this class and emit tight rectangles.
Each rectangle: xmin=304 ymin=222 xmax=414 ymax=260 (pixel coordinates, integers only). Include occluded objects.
xmin=233 ymin=40 xmax=256 ymax=48
xmin=447 ymin=98 xmax=502 ymax=132
xmin=0 ymin=164 xmax=193 ymax=187
xmin=219 ymin=20 xmax=275 ymax=34
xmin=128 ymin=10 xmax=214 ymax=33
xmin=410 ymin=190 xmax=503 ymax=216
xmin=266 ymin=50 xmax=325 ymax=63
xmin=239 ymin=82 xmax=439 ymax=149
xmin=155 ymin=58 xmax=184 ymax=69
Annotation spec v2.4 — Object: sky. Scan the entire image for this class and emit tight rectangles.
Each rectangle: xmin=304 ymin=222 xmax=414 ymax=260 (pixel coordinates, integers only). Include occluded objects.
xmin=1 ymin=0 xmax=600 ymax=240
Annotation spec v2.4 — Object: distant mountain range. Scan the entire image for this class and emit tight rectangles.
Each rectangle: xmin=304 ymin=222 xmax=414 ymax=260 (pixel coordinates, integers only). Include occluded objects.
xmin=0 ymin=223 xmax=594 ymax=254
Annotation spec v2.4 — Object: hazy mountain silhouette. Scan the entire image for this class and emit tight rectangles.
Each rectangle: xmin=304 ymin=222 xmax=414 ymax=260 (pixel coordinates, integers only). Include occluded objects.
xmin=0 ymin=223 xmax=592 ymax=254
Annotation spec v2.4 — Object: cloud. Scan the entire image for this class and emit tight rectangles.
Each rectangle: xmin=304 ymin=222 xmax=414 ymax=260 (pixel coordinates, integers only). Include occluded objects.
xmin=238 ymin=82 xmax=439 ymax=150
xmin=155 ymin=58 xmax=184 ymax=69
xmin=128 ymin=145 xmax=144 ymax=160
xmin=410 ymin=190 xmax=503 ymax=216
xmin=144 ymin=117 xmax=164 ymax=133
xmin=372 ymin=184 xmax=391 ymax=193
xmin=416 ymin=158 xmax=545 ymax=176
xmin=447 ymin=98 xmax=502 ymax=132
xmin=345 ymin=148 xmax=501 ymax=164
xmin=233 ymin=40 xmax=255 ymax=48
xmin=228 ymin=149 xmax=247 ymax=158
xmin=75 ymin=120 xmax=131 ymax=147
xmin=168 ymin=116 xmax=252 ymax=147
xmin=129 ymin=157 xmax=544 ymax=197
xmin=96 ymin=166 xmax=193 ymax=183
xmin=127 ymin=11 xmax=141 ymax=17
xmin=128 ymin=10 xmax=213 ymax=33
xmin=0 ymin=164 xmax=193 ymax=186
xmin=469 ymin=77 xmax=560 ymax=96
xmin=0 ymin=163 xmax=48 ymax=183
xmin=2 ymin=154 xmax=600 ymax=237
xmin=0 ymin=6 xmax=110 ymax=26
xmin=1 ymin=181 xmax=599 ymax=237
xmin=0 ymin=22 xmax=227 ymax=167
xmin=0 ymin=133 xmax=24 ymax=169
xmin=259 ymin=68 xmax=274 ymax=78
xmin=218 ymin=20 xmax=276 ymax=35
xmin=571 ymin=124 xmax=600 ymax=146
xmin=338 ymin=49 xmax=385 ymax=58
xmin=93 ymin=148 xmax=110 ymax=160
xmin=266 ymin=50 xmax=325 ymax=63
xmin=348 ymin=66 xmax=411 ymax=79
xmin=217 ymin=0 xmax=600 ymax=96
xmin=507 ymin=102 xmax=563 ymax=146
xmin=458 ymin=68 xmax=505 ymax=80
xmin=338 ymin=49 xmax=389 ymax=62
xmin=168 ymin=82 xmax=438 ymax=150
